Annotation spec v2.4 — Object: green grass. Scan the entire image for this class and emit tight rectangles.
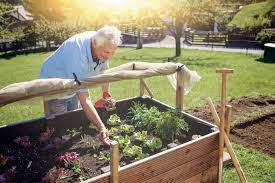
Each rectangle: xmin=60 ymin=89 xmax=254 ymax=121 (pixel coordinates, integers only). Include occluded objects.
xmin=223 ymin=143 xmax=275 ymax=183
xmin=1 ymin=48 xmax=275 ymax=125
xmin=0 ymin=48 xmax=274 ymax=182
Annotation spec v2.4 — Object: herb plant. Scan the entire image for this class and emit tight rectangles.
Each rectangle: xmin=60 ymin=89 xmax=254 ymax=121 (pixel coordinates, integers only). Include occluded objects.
xmin=156 ymin=110 xmax=189 ymax=142
xmin=127 ymin=102 xmax=160 ymax=131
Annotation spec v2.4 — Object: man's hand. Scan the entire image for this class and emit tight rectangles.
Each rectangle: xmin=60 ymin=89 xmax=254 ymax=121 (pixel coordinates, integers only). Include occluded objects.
xmin=99 ymin=127 xmax=111 ymax=145
xmin=95 ymin=91 xmax=116 ymax=111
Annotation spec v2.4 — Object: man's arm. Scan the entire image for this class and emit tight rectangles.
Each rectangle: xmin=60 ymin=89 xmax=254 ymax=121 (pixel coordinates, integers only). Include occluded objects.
xmin=102 ymin=83 xmax=109 ymax=93
xmin=77 ymin=91 xmax=110 ymax=145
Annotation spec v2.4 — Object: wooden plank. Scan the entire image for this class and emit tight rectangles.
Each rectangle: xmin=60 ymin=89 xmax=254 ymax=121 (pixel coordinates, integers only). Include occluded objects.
xmin=181 ymin=166 xmax=218 ymax=183
xmin=43 ymin=100 xmax=49 ymax=116
xmin=218 ymin=72 xmax=227 ymax=183
xmin=225 ymin=105 xmax=232 ymax=136
xmin=176 ymin=71 xmax=183 ymax=110
xmin=142 ymin=150 xmax=219 ymax=183
xmin=118 ymin=132 xmax=218 ymax=183
xmin=110 ymin=141 xmax=119 ymax=183
xmin=85 ymin=132 xmax=219 ymax=183
xmin=140 ymin=79 xmax=145 ymax=96
xmin=141 ymin=79 xmax=154 ymax=98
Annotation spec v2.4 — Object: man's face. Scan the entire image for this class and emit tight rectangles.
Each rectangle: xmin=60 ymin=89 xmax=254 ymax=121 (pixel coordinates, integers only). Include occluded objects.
xmin=93 ymin=41 xmax=117 ymax=60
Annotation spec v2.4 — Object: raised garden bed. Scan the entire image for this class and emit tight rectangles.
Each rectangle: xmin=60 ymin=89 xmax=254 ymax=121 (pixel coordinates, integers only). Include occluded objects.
xmin=0 ymin=96 xmax=219 ymax=183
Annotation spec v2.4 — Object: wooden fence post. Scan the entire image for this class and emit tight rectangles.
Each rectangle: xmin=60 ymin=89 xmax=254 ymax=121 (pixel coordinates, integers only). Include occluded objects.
xmin=110 ymin=141 xmax=119 ymax=183
xmin=176 ymin=71 xmax=183 ymax=111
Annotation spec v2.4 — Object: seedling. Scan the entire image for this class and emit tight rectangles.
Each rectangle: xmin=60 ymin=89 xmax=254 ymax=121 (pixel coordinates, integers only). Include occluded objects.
xmin=72 ymin=160 xmax=81 ymax=176
xmin=107 ymin=114 xmax=121 ymax=126
xmin=99 ymin=151 xmax=110 ymax=161
xmin=41 ymin=168 xmax=69 ymax=183
xmin=14 ymin=136 xmax=31 ymax=148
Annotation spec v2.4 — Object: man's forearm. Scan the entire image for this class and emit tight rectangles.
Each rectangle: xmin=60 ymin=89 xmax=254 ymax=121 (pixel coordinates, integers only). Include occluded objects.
xmin=102 ymin=83 xmax=109 ymax=93
xmin=78 ymin=93 xmax=106 ymax=130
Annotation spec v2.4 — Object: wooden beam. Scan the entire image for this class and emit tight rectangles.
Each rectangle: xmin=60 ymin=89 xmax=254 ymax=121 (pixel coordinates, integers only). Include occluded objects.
xmin=225 ymin=105 xmax=232 ymax=136
xmin=43 ymin=100 xmax=49 ymax=117
xmin=140 ymin=79 xmax=154 ymax=98
xmin=207 ymin=97 xmax=248 ymax=183
xmin=140 ymin=79 xmax=145 ymax=96
xmin=110 ymin=141 xmax=119 ymax=183
xmin=176 ymin=71 xmax=183 ymax=111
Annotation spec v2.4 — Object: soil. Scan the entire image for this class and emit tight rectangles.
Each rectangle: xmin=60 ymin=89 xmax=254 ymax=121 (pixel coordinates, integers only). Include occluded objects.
xmin=186 ymin=95 xmax=275 ymax=158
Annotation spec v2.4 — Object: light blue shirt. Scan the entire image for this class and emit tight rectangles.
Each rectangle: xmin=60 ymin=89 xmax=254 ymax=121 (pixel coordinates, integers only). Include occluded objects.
xmin=40 ymin=31 xmax=108 ymax=94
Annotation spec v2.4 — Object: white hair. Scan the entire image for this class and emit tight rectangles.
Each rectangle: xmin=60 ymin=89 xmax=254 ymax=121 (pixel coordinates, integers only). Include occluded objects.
xmin=93 ymin=26 xmax=122 ymax=46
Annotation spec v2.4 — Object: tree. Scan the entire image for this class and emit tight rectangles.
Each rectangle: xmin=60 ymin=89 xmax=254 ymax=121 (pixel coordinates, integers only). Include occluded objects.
xmin=157 ymin=0 xmax=203 ymax=56
xmin=24 ymin=0 xmax=69 ymax=21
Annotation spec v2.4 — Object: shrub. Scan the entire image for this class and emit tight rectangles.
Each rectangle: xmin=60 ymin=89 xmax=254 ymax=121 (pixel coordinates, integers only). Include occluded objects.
xmin=256 ymin=30 xmax=275 ymax=47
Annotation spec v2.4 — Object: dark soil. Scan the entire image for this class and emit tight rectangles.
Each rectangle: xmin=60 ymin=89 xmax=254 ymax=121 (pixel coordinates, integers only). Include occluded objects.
xmin=186 ymin=95 xmax=275 ymax=158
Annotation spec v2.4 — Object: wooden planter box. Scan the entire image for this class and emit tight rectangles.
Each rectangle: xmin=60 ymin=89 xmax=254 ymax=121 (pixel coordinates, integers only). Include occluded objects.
xmin=0 ymin=96 xmax=219 ymax=183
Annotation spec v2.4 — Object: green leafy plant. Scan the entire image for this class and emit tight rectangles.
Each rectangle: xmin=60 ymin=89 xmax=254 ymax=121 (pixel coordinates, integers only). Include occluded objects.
xmin=113 ymin=135 xmax=131 ymax=148
xmin=156 ymin=110 xmax=189 ymax=142
xmin=145 ymin=137 xmax=163 ymax=151
xmin=119 ymin=124 xmax=135 ymax=134
xmin=127 ymin=102 xmax=160 ymax=130
xmin=109 ymin=127 xmax=119 ymax=137
xmin=133 ymin=131 xmax=148 ymax=142
xmin=123 ymin=145 xmax=147 ymax=160
xmin=107 ymin=114 xmax=121 ymax=126
xmin=72 ymin=160 xmax=81 ymax=176
xmin=98 ymin=151 xmax=110 ymax=161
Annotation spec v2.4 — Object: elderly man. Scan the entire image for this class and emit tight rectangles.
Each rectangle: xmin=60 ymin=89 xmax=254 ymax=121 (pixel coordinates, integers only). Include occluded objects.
xmin=39 ymin=26 xmax=121 ymax=145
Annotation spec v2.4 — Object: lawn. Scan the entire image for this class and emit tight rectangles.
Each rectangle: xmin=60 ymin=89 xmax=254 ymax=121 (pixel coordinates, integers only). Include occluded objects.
xmin=0 ymin=48 xmax=274 ymax=182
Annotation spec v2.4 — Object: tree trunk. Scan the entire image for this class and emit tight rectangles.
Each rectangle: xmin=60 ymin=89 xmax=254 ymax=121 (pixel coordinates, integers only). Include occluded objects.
xmin=175 ymin=15 xmax=183 ymax=57
xmin=137 ymin=29 xmax=143 ymax=49
xmin=175 ymin=36 xmax=181 ymax=57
